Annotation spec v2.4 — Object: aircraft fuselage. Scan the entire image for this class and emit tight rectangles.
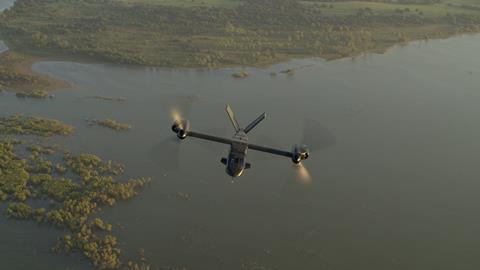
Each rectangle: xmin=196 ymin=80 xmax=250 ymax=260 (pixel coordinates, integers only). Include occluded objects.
xmin=226 ymin=130 xmax=248 ymax=177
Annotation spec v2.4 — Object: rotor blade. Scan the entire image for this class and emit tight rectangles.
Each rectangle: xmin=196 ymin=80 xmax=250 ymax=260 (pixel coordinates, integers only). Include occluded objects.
xmin=162 ymin=94 xmax=199 ymax=122
xmin=280 ymin=164 xmax=314 ymax=201
xmin=294 ymin=163 xmax=312 ymax=185
xmin=302 ymin=118 xmax=335 ymax=152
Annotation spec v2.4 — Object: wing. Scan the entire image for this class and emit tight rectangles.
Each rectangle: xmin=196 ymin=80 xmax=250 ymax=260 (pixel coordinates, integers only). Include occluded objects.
xmin=187 ymin=131 xmax=233 ymax=145
xmin=247 ymin=143 xmax=292 ymax=158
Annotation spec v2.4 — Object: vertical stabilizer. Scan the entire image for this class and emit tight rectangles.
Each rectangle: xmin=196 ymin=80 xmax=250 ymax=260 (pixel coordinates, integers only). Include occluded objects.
xmin=244 ymin=113 xmax=266 ymax=134
xmin=226 ymin=104 xmax=241 ymax=132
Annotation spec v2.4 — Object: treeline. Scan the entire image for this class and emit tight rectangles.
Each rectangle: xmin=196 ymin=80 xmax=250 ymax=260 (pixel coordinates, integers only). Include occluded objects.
xmin=0 ymin=0 xmax=479 ymax=68
xmin=310 ymin=0 xmax=443 ymax=3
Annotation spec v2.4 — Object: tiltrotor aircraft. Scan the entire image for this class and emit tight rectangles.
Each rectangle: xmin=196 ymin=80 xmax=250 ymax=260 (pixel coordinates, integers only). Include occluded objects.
xmin=171 ymin=105 xmax=311 ymax=178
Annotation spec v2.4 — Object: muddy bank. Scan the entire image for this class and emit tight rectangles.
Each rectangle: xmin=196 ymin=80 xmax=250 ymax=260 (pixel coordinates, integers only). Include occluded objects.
xmin=0 ymin=51 xmax=70 ymax=92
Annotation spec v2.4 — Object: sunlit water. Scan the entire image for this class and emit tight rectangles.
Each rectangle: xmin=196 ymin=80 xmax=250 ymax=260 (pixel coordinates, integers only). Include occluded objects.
xmin=1 ymin=2 xmax=480 ymax=268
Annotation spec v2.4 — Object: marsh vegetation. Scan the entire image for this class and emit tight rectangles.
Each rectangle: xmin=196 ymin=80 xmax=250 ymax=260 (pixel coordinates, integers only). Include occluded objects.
xmin=0 ymin=114 xmax=74 ymax=137
xmin=87 ymin=96 xmax=127 ymax=102
xmin=16 ymin=89 xmax=52 ymax=98
xmin=0 ymin=51 xmax=66 ymax=92
xmin=232 ymin=71 xmax=250 ymax=78
xmin=87 ymin=119 xmax=132 ymax=131
xmin=0 ymin=115 xmax=151 ymax=269
xmin=0 ymin=52 xmax=40 ymax=90
xmin=0 ymin=0 xmax=478 ymax=69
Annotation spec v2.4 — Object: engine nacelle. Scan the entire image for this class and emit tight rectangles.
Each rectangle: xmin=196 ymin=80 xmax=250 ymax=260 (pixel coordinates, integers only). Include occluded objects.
xmin=171 ymin=120 xmax=190 ymax=139
xmin=291 ymin=144 xmax=309 ymax=164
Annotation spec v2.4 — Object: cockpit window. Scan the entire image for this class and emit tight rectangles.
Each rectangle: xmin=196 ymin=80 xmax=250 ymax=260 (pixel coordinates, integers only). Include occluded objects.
xmin=231 ymin=157 xmax=243 ymax=163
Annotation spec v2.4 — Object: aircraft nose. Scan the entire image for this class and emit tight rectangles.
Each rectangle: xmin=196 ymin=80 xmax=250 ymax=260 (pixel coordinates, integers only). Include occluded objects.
xmin=226 ymin=167 xmax=243 ymax=177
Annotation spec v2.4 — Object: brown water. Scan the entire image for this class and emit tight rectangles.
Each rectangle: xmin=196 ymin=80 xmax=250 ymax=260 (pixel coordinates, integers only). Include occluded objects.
xmin=1 ymin=10 xmax=480 ymax=268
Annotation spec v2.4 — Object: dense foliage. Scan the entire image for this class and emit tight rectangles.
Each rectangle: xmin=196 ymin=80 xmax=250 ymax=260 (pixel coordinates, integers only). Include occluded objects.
xmin=0 ymin=0 xmax=478 ymax=68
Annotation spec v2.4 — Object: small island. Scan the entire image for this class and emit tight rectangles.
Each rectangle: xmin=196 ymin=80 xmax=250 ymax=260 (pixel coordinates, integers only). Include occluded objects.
xmin=86 ymin=119 xmax=132 ymax=131
xmin=16 ymin=89 xmax=53 ymax=99
xmin=280 ymin=68 xmax=295 ymax=75
xmin=0 ymin=114 xmax=74 ymax=137
xmin=232 ymin=71 xmax=250 ymax=78
xmin=87 ymin=96 xmax=127 ymax=102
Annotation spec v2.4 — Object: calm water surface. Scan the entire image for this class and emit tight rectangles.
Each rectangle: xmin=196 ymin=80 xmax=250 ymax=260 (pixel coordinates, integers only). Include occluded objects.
xmin=1 ymin=7 xmax=480 ymax=267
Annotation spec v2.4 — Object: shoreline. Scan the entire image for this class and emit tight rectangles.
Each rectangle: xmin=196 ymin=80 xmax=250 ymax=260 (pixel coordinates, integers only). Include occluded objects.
xmin=1 ymin=0 xmax=479 ymax=93
xmin=1 ymin=31 xmax=478 ymax=93
xmin=0 ymin=51 xmax=70 ymax=92
xmin=14 ymin=53 xmax=70 ymax=91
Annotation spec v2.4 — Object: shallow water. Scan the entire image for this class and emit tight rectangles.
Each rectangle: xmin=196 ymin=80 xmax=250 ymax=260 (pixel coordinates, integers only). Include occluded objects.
xmin=1 ymin=31 xmax=480 ymax=269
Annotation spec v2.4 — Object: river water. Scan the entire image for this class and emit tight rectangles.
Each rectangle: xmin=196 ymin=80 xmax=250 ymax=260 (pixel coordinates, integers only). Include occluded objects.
xmin=2 ymin=2 xmax=480 ymax=270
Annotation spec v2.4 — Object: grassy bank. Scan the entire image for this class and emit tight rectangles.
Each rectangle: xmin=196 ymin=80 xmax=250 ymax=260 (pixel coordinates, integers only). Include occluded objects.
xmin=0 ymin=0 xmax=479 ymax=70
